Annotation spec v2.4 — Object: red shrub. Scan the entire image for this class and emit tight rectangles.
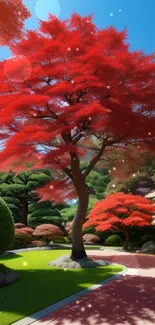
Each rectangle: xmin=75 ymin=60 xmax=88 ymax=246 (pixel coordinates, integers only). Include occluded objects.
xmin=15 ymin=223 xmax=26 ymax=228
xmin=14 ymin=227 xmax=32 ymax=247
xmin=65 ymin=221 xmax=73 ymax=237
xmin=32 ymin=224 xmax=64 ymax=241
xmin=31 ymin=240 xmax=47 ymax=246
xmin=21 ymin=227 xmax=34 ymax=234
xmin=83 ymin=234 xmax=100 ymax=244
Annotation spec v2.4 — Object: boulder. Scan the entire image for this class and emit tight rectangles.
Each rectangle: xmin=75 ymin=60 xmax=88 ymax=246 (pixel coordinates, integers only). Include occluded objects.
xmin=48 ymin=254 xmax=109 ymax=269
xmin=0 ymin=264 xmax=20 ymax=288
xmin=140 ymin=241 xmax=155 ymax=254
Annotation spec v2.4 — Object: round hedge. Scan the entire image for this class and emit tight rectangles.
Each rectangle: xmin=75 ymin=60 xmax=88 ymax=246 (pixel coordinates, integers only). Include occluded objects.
xmin=0 ymin=198 xmax=15 ymax=255
xmin=104 ymin=234 xmax=123 ymax=247
xmin=32 ymin=224 xmax=64 ymax=242
xmin=83 ymin=234 xmax=100 ymax=244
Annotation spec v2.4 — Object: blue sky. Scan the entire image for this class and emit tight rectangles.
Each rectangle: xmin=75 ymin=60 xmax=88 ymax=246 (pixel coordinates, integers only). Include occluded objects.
xmin=0 ymin=0 xmax=155 ymax=60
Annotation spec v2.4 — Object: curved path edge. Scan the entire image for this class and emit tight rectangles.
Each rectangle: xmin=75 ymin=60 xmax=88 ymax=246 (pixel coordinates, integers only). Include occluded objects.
xmin=11 ymin=256 xmax=127 ymax=325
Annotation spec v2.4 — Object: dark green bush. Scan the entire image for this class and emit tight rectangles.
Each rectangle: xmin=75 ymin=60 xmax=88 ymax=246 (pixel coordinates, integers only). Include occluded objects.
xmin=104 ymin=234 xmax=123 ymax=246
xmin=29 ymin=208 xmax=61 ymax=218
xmin=82 ymin=226 xmax=95 ymax=235
xmin=28 ymin=215 xmax=64 ymax=229
xmin=0 ymin=198 xmax=15 ymax=255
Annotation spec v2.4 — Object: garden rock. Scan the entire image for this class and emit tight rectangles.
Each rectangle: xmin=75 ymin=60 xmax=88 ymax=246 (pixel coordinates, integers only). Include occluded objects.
xmin=48 ymin=254 xmax=109 ymax=269
xmin=140 ymin=241 xmax=155 ymax=254
xmin=0 ymin=270 xmax=20 ymax=287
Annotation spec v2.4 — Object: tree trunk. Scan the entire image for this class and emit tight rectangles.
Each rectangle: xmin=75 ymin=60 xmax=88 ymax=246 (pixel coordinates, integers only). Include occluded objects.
xmin=20 ymin=199 xmax=28 ymax=225
xmin=71 ymin=184 xmax=89 ymax=260
xmin=123 ymin=228 xmax=130 ymax=251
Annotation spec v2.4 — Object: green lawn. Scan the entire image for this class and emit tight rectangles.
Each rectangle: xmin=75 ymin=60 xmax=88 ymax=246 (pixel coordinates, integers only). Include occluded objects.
xmin=0 ymin=250 xmax=124 ymax=325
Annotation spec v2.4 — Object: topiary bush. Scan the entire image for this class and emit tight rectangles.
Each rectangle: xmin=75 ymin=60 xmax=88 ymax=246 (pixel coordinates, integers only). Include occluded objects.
xmin=82 ymin=226 xmax=95 ymax=235
xmin=28 ymin=215 xmax=64 ymax=230
xmin=14 ymin=223 xmax=26 ymax=229
xmin=52 ymin=237 xmax=65 ymax=243
xmin=0 ymin=198 xmax=15 ymax=255
xmin=32 ymin=224 xmax=64 ymax=243
xmin=65 ymin=221 xmax=73 ymax=238
xmin=12 ymin=227 xmax=33 ymax=249
xmin=83 ymin=234 xmax=100 ymax=244
xmin=31 ymin=240 xmax=47 ymax=247
xmin=104 ymin=234 xmax=123 ymax=247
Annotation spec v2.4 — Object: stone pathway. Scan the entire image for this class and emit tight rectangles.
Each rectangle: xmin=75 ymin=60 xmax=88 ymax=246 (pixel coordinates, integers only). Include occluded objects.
xmin=12 ymin=249 xmax=155 ymax=325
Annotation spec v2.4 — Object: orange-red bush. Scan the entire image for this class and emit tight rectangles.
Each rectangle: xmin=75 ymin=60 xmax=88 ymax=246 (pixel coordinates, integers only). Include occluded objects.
xmin=15 ymin=223 xmax=26 ymax=228
xmin=83 ymin=234 xmax=100 ymax=243
xmin=84 ymin=192 xmax=155 ymax=249
xmin=32 ymin=224 xmax=64 ymax=242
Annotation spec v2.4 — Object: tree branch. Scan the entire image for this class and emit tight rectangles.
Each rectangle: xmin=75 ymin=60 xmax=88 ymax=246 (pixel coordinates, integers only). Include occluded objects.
xmin=106 ymin=134 xmax=128 ymax=146
xmin=63 ymin=167 xmax=73 ymax=180
xmin=83 ymin=140 xmax=106 ymax=178
xmin=72 ymin=132 xmax=84 ymax=144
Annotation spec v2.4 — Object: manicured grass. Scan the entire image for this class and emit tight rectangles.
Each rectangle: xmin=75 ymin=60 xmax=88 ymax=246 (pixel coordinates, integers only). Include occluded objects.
xmin=0 ymin=250 xmax=124 ymax=325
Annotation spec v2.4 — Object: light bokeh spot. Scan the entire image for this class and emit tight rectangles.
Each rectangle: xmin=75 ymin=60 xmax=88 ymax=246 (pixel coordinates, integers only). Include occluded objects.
xmin=35 ymin=0 xmax=61 ymax=20
xmin=23 ymin=261 xmax=28 ymax=267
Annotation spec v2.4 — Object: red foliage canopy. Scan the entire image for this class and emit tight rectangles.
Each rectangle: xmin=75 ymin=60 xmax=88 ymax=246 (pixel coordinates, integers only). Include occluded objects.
xmin=0 ymin=14 xmax=155 ymax=202
xmin=0 ymin=0 xmax=30 ymax=45
xmin=83 ymin=192 xmax=154 ymax=232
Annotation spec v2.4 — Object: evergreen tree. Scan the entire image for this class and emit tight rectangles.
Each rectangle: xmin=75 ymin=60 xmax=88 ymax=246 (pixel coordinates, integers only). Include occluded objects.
xmin=0 ymin=170 xmax=53 ymax=224
xmin=28 ymin=200 xmax=66 ymax=229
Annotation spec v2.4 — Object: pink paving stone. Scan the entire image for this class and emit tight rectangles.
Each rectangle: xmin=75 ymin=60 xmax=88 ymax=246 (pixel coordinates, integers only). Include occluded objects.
xmin=31 ymin=250 xmax=155 ymax=325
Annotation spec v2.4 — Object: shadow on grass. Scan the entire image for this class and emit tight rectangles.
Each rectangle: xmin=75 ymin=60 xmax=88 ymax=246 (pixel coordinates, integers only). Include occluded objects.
xmin=0 ymin=253 xmax=22 ymax=261
xmin=0 ymin=265 xmax=120 ymax=325
xmin=1 ymin=252 xmax=155 ymax=325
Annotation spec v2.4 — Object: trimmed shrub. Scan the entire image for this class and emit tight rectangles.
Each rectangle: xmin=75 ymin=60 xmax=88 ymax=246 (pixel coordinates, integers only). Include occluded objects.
xmin=29 ymin=208 xmax=61 ymax=218
xmin=31 ymin=240 xmax=47 ymax=246
xmin=104 ymin=234 xmax=123 ymax=246
xmin=65 ymin=221 xmax=73 ymax=238
xmin=83 ymin=234 xmax=100 ymax=244
xmin=0 ymin=198 xmax=15 ymax=255
xmin=21 ymin=227 xmax=34 ymax=234
xmin=15 ymin=223 xmax=26 ymax=229
xmin=52 ymin=237 xmax=65 ymax=243
xmin=12 ymin=227 xmax=33 ymax=249
xmin=32 ymin=224 xmax=64 ymax=242
xmin=61 ymin=206 xmax=76 ymax=222
xmin=82 ymin=226 xmax=95 ymax=235
xmin=15 ymin=228 xmax=32 ymax=242
xmin=28 ymin=215 xmax=64 ymax=229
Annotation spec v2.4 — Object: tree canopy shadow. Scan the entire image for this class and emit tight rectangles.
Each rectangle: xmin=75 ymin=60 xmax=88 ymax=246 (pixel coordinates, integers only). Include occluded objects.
xmin=36 ymin=273 xmax=155 ymax=325
xmin=0 ymin=253 xmax=22 ymax=261
xmin=0 ymin=265 xmax=120 ymax=324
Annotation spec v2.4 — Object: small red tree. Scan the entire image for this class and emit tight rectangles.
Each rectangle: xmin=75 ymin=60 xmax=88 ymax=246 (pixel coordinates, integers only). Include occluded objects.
xmin=0 ymin=0 xmax=30 ymax=45
xmin=83 ymin=192 xmax=154 ymax=250
xmin=0 ymin=14 xmax=155 ymax=260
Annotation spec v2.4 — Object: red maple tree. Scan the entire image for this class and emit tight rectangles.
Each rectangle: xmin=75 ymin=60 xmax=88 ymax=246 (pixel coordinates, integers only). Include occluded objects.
xmin=0 ymin=0 xmax=30 ymax=45
xmin=0 ymin=14 xmax=155 ymax=259
xmin=83 ymin=192 xmax=154 ymax=250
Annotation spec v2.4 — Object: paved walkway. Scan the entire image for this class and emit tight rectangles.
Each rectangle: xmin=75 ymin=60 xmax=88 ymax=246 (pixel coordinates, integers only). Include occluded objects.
xmin=14 ymin=249 xmax=155 ymax=325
